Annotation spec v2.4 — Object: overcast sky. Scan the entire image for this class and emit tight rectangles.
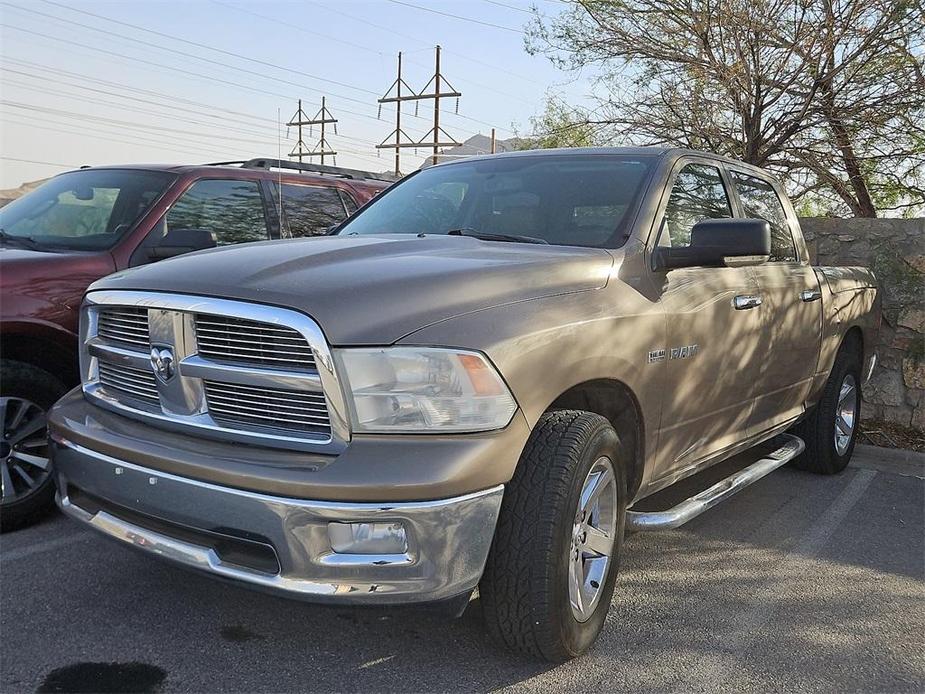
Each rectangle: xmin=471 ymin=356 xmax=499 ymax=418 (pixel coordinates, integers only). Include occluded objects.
xmin=0 ymin=0 xmax=593 ymax=188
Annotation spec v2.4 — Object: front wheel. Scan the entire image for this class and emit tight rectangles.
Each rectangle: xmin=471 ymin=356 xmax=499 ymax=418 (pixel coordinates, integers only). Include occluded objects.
xmin=0 ymin=361 xmax=64 ymax=532
xmin=479 ymin=410 xmax=627 ymax=661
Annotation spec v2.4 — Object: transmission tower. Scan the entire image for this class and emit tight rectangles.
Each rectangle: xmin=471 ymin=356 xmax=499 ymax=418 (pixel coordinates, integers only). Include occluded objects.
xmin=287 ymin=97 xmax=338 ymax=165
xmin=377 ymin=45 xmax=462 ymax=175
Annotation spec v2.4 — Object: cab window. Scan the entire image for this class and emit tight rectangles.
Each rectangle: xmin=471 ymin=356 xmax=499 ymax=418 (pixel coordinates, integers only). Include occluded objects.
xmin=167 ymin=179 xmax=269 ymax=246
xmin=661 ymin=163 xmax=732 ymax=247
xmin=731 ymin=172 xmax=797 ymax=262
xmin=275 ymin=183 xmax=348 ymax=237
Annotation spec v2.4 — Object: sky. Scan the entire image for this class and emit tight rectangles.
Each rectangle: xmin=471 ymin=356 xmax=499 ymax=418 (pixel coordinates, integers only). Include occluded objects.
xmin=0 ymin=0 xmax=594 ymax=188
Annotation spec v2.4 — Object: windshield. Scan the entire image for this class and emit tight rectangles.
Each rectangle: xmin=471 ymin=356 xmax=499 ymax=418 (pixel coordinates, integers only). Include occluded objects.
xmin=336 ymin=154 xmax=654 ymax=248
xmin=0 ymin=169 xmax=175 ymax=251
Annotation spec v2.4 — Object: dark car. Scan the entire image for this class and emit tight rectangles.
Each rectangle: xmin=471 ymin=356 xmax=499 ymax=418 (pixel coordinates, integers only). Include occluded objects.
xmin=0 ymin=158 xmax=392 ymax=530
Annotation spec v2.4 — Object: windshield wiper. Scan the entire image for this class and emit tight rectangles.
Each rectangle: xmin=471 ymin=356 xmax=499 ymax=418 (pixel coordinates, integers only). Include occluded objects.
xmin=0 ymin=228 xmax=42 ymax=250
xmin=446 ymin=227 xmax=548 ymax=245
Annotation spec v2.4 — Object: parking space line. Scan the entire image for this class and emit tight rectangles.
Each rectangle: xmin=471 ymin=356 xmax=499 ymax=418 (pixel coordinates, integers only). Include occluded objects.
xmin=683 ymin=468 xmax=878 ymax=688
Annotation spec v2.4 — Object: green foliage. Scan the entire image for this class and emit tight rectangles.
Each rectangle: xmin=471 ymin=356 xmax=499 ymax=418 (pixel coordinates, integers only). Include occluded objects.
xmin=525 ymin=0 xmax=925 ymax=217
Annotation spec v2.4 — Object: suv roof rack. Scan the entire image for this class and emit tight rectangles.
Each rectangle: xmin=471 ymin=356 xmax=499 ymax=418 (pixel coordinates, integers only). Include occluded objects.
xmin=221 ymin=158 xmax=398 ymax=183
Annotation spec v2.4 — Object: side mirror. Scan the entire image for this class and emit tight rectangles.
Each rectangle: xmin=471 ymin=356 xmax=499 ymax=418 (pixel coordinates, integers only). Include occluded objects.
xmin=147 ymin=228 xmax=216 ymax=260
xmin=655 ymin=218 xmax=771 ymax=269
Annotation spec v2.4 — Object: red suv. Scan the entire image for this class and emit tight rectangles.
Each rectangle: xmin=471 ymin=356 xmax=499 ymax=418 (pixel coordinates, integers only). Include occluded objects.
xmin=0 ymin=158 xmax=391 ymax=530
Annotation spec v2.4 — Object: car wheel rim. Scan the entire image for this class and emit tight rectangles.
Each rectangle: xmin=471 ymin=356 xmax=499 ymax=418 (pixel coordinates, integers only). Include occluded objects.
xmin=834 ymin=374 xmax=858 ymax=457
xmin=568 ymin=455 xmax=618 ymax=623
xmin=0 ymin=397 xmax=51 ymax=505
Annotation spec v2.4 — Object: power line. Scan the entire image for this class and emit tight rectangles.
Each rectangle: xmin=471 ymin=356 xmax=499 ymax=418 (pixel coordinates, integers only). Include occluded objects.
xmin=287 ymin=97 xmax=338 ymax=165
xmin=2 ymin=5 xmax=395 ymax=120
xmin=385 ymin=0 xmax=524 ymax=34
xmin=0 ymin=84 xmax=288 ymax=148
xmin=35 ymin=0 xmax=381 ymax=97
xmin=5 ymin=17 xmax=512 ymax=139
xmin=0 ymin=116 xmax=230 ymax=160
xmin=0 ymin=156 xmax=79 ymax=169
xmin=3 ymin=59 xmax=386 ymax=152
xmin=4 ymin=58 xmax=280 ymax=128
xmin=208 ymin=0 xmax=536 ymax=107
xmin=377 ymin=47 xmax=463 ymax=175
xmin=481 ymin=0 xmax=536 ymax=14
xmin=311 ymin=2 xmax=546 ymax=87
xmin=1 ymin=72 xmax=295 ymax=143
xmin=0 ymin=24 xmax=400 ymax=131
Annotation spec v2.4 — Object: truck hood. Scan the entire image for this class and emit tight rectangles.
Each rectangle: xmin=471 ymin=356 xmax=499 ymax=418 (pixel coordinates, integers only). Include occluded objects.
xmin=91 ymin=234 xmax=614 ymax=344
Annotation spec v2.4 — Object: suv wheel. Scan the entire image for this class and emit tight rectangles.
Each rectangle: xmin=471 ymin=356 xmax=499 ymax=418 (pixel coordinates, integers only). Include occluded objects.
xmin=479 ymin=410 xmax=627 ymax=661
xmin=791 ymin=342 xmax=862 ymax=475
xmin=0 ymin=361 xmax=64 ymax=532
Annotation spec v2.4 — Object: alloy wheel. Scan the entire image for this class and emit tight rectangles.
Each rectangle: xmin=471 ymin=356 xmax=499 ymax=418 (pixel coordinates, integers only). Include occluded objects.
xmin=568 ymin=455 xmax=618 ymax=622
xmin=0 ymin=397 xmax=51 ymax=505
xmin=834 ymin=374 xmax=858 ymax=456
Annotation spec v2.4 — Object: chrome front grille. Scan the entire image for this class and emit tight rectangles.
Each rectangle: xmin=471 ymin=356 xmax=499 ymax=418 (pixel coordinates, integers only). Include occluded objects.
xmin=97 ymin=307 xmax=149 ymax=348
xmin=81 ymin=291 xmax=348 ymax=452
xmin=98 ymin=362 xmax=159 ymax=406
xmin=205 ymin=381 xmax=330 ymax=435
xmin=195 ymin=315 xmax=316 ymax=370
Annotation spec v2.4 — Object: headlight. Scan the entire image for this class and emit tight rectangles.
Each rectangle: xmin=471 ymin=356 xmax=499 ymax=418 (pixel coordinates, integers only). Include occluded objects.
xmin=336 ymin=347 xmax=517 ymax=433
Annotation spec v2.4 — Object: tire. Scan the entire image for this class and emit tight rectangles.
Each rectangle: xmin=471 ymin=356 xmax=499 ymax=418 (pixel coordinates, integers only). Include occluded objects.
xmin=479 ymin=410 xmax=627 ymax=661
xmin=791 ymin=342 xmax=862 ymax=475
xmin=0 ymin=360 xmax=65 ymax=532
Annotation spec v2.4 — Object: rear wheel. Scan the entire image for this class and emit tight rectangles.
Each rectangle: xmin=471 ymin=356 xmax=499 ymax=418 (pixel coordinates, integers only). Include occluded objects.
xmin=791 ymin=343 xmax=862 ymax=475
xmin=479 ymin=410 xmax=627 ymax=661
xmin=0 ymin=361 xmax=64 ymax=532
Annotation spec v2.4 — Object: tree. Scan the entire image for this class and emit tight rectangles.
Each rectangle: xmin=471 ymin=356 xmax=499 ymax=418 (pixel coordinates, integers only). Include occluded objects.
xmin=526 ymin=0 xmax=925 ymax=217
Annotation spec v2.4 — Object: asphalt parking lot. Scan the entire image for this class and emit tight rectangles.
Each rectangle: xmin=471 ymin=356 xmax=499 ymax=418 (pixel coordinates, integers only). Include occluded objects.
xmin=2 ymin=447 xmax=923 ymax=693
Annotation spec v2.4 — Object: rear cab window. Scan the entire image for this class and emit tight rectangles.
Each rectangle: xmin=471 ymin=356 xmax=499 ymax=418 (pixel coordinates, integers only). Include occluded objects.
xmin=730 ymin=172 xmax=797 ymax=262
xmin=273 ymin=183 xmax=349 ymax=238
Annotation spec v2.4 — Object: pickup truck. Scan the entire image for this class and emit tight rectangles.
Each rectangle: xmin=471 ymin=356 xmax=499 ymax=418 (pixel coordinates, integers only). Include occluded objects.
xmin=47 ymin=148 xmax=879 ymax=661
xmin=0 ymin=159 xmax=390 ymax=529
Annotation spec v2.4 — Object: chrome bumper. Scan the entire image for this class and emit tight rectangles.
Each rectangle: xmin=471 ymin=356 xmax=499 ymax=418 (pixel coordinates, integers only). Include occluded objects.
xmin=51 ymin=437 xmax=503 ymax=604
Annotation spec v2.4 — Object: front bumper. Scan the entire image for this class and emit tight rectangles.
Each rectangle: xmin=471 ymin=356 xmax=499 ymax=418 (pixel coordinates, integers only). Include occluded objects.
xmin=52 ymin=436 xmax=504 ymax=604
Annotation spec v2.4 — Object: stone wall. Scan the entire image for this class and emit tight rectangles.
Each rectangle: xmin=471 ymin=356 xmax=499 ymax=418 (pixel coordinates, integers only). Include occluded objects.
xmin=800 ymin=218 xmax=924 ymax=429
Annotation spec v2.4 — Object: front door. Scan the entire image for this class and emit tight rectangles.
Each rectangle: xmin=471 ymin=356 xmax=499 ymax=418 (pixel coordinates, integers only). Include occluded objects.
xmin=650 ymin=160 xmax=765 ymax=483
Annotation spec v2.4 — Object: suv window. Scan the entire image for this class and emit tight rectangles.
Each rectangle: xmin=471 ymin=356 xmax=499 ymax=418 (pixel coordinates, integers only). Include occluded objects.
xmin=661 ymin=163 xmax=732 ymax=248
xmin=0 ymin=169 xmax=174 ymax=251
xmin=731 ymin=172 xmax=797 ymax=262
xmin=276 ymin=183 xmax=347 ymax=238
xmin=167 ymin=179 xmax=269 ymax=246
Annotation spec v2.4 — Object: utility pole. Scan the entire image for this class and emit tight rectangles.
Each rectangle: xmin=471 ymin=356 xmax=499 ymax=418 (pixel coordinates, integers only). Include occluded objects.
xmin=490 ymin=128 xmax=496 ymax=154
xmin=377 ymin=45 xmax=462 ymax=175
xmin=287 ymin=97 xmax=338 ymax=165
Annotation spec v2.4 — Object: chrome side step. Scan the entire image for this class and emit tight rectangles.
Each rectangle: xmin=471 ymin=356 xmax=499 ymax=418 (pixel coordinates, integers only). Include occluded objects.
xmin=626 ymin=434 xmax=805 ymax=532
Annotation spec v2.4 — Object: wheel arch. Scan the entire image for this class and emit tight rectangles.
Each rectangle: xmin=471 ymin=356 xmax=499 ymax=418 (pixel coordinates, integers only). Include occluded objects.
xmin=0 ymin=326 xmax=78 ymax=388
xmin=547 ymin=378 xmax=646 ymax=499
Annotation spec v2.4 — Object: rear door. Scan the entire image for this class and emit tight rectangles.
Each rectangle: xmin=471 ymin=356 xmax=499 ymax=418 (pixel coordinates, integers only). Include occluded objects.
xmin=650 ymin=159 xmax=765 ymax=481
xmin=728 ymin=169 xmax=822 ymax=434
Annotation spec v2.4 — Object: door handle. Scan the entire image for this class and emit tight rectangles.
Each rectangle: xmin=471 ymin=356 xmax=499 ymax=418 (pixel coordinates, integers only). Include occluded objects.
xmin=734 ymin=294 xmax=763 ymax=310
xmin=800 ymin=289 xmax=822 ymax=302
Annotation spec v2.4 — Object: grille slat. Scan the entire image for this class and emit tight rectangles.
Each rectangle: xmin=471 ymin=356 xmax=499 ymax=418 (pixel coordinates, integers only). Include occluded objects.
xmin=204 ymin=380 xmax=331 ymax=435
xmin=98 ymin=307 xmax=150 ymax=348
xmin=89 ymin=302 xmax=333 ymax=442
xmin=195 ymin=314 xmax=316 ymax=370
xmin=98 ymin=362 xmax=159 ymax=404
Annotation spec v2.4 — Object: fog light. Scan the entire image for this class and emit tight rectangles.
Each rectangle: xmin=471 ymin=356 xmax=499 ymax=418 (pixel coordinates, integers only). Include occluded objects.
xmin=328 ymin=522 xmax=408 ymax=554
